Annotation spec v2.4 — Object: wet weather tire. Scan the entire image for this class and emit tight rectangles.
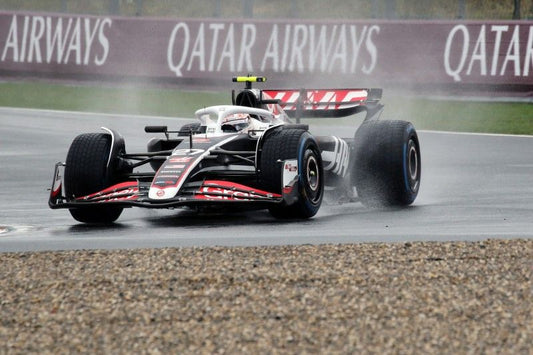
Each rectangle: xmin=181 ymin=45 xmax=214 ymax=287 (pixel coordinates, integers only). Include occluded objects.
xmin=260 ymin=129 xmax=324 ymax=218
xmin=64 ymin=133 xmax=124 ymax=223
xmin=353 ymin=120 xmax=421 ymax=207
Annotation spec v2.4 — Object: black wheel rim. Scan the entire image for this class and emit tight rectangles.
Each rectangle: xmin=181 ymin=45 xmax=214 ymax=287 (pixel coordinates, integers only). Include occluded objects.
xmin=304 ymin=149 xmax=322 ymax=204
xmin=307 ymin=155 xmax=319 ymax=191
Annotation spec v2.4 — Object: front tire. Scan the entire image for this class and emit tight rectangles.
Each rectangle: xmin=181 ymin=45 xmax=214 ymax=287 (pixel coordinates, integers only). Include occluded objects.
xmin=64 ymin=133 xmax=125 ymax=223
xmin=353 ymin=120 xmax=421 ymax=207
xmin=260 ymin=129 xmax=324 ymax=218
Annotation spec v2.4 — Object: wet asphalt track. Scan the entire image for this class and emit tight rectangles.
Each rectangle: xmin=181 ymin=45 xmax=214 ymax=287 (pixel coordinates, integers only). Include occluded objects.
xmin=0 ymin=107 xmax=532 ymax=252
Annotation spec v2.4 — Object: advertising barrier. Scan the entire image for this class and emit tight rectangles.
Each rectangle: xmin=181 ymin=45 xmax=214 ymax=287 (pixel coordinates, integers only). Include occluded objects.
xmin=0 ymin=11 xmax=532 ymax=93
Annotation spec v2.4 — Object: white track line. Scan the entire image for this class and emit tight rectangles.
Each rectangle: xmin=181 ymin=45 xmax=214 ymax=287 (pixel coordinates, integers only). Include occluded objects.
xmin=422 ymin=95 xmax=533 ymax=103
xmin=0 ymin=106 xmax=193 ymax=121
xmin=419 ymin=129 xmax=533 ymax=139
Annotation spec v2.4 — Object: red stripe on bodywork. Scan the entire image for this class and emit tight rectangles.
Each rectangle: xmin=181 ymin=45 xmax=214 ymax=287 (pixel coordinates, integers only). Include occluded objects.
xmin=76 ymin=181 xmax=139 ymax=202
xmin=195 ymin=180 xmax=281 ymax=201
xmin=51 ymin=184 xmax=62 ymax=198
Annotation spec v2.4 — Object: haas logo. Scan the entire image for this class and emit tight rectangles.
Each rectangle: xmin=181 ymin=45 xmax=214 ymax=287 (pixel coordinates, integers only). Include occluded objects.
xmin=321 ymin=137 xmax=350 ymax=177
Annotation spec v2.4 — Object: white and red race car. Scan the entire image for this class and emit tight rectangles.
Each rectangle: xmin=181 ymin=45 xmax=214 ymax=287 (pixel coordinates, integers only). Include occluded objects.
xmin=49 ymin=76 xmax=421 ymax=223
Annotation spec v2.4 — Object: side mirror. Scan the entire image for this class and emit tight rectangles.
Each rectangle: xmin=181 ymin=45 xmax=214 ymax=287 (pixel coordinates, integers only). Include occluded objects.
xmin=144 ymin=126 xmax=168 ymax=133
xmin=145 ymin=126 xmax=170 ymax=140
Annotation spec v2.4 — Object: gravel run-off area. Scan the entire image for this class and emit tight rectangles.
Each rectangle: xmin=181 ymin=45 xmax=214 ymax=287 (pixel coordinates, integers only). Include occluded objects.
xmin=1 ymin=239 xmax=531 ymax=354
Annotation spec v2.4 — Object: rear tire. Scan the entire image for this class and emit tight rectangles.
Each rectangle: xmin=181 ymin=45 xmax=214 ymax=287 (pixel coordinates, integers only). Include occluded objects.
xmin=64 ymin=133 xmax=125 ymax=223
xmin=260 ymin=129 xmax=324 ymax=218
xmin=353 ymin=120 xmax=421 ymax=207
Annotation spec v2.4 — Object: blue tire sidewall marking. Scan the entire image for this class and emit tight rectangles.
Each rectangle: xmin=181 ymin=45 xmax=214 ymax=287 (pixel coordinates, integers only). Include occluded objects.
xmin=403 ymin=125 xmax=414 ymax=193
xmin=297 ymin=134 xmax=309 ymax=202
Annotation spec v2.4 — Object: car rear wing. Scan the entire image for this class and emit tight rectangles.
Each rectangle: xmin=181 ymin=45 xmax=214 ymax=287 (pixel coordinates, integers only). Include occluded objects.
xmin=231 ymin=76 xmax=383 ymax=122
xmin=260 ymin=88 xmax=383 ymax=120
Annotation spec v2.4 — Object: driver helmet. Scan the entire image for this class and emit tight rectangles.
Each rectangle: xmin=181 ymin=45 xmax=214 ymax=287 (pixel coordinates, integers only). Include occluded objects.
xmin=222 ymin=113 xmax=251 ymax=132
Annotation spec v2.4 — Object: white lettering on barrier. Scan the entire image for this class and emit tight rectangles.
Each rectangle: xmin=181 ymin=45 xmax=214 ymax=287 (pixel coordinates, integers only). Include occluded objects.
xmin=238 ymin=24 xmax=255 ymax=72
xmin=329 ymin=24 xmax=347 ymax=73
xmin=261 ymin=24 xmax=279 ymax=72
xmin=281 ymin=24 xmax=291 ymax=72
xmin=1 ymin=15 xmax=111 ymax=66
xmin=500 ymin=25 xmax=520 ymax=76
xmin=28 ymin=16 xmax=44 ymax=62
xmin=466 ymin=25 xmax=486 ymax=77
xmin=308 ymin=25 xmax=334 ymax=72
xmin=168 ymin=22 xmax=256 ymax=76
xmin=187 ymin=22 xmax=205 ymax=71
xmin=444 ymin=24 xmax=469 ymax=82
xmin=167 ymin=22 xmax=380 ymax=77
xmin=289 ymin=24 xmax=307 ymax=73
xmin=525 ymin=27 xmax=533 ymax=76
xmin=167 ymin=22 xmax=189 ymax=76
xmin=444 ymin=24 xmax=533 ymax=82
xmin=491 ymin=25 xmax=508 ymax=76
xmin=350 ymin=25 xmax=366 ymax=73
xmin=95 ymin=18 xmax=111 ymax=66
xmin=208 ymin=23 xmax=224 ymax=71
xmin=363 ymin=25 xmax=379 ymax=74
xmin=217 ymin=23 xmax=235 ymax=71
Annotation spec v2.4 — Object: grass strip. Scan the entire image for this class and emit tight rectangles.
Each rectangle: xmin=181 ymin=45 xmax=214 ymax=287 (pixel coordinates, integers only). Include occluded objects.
xmin=0 ymin=81 xmax=531 ymax=135
xmin=0 ymin=81 xmax=228 ymax=118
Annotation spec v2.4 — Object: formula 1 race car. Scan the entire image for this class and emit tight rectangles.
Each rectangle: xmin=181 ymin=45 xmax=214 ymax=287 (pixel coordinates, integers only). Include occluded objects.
xmin=49 ymin=76 xmax=421 ymax=223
